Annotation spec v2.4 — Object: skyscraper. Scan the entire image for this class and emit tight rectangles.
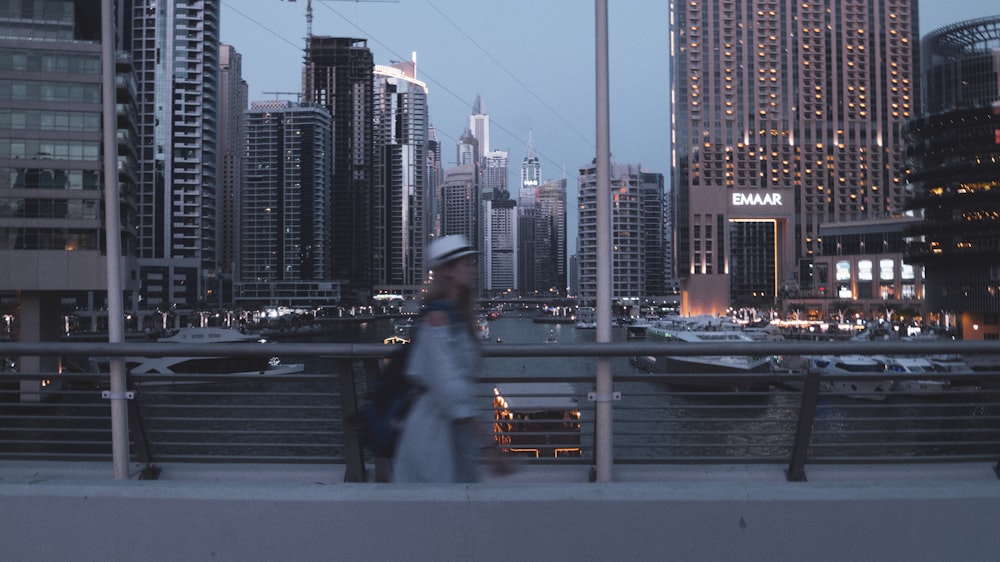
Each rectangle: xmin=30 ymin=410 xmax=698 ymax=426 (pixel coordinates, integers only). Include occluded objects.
xmin=440 ymin=164 xmax=479 ymax=248
xmin=469 ymin=94 xmax=489 ymax=163
xmin=520 ymin=133 xmax=541 ymax=200
xmin=670 ymin=0 xmax=919 ymax=315
xmin=427 ymin=125 xmax=443 ymax=239
xmin=237 ymin=100 xmax=336 ymax=307
xmin=303 ymin=37 xmax=373 ymax=303
xmin=372 ymin=56 xmax=429 ymax=289
xmin=219 ymin=44 xmax=247 ymax=303
xmin=484 ymin=198 xmax=517 ymax=295
xmin=482 ymin=150 xmax=509 ymax=198
xmin=577 ymin=163 xmax=663 ymax=306
xmin=517 ymin=137 xmax=566 ymax=296
xmin=131 ymin=0 xmax=221 ymax=311
xmin=456 ymin=127 xmax=478 ymax=167
xmin=535 ymin=177 xmax=568 ymax=294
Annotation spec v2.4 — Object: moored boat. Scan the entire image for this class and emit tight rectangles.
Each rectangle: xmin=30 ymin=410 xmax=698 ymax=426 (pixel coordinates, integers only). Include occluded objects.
xmin=875 ymin=355 xmax=952 ymax=395
xmin=95 ymin=327 xmax=305 ymax=384
xmin=803 ymin=355 xmax=893 ymax=401
xmin=638 ymin=324 xmax=772 ymax=390
xmin=492 ymin=382 xmax=582 ymax=457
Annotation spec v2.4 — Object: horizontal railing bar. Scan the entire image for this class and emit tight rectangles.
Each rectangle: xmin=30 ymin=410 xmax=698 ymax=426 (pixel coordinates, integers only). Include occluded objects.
xmin=5 ymin=339 xmax=1000 ymax=358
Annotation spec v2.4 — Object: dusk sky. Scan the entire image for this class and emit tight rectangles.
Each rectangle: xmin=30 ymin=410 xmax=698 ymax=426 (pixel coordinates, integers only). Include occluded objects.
xmin=221 ymin=0 xmax=1000 ymax=246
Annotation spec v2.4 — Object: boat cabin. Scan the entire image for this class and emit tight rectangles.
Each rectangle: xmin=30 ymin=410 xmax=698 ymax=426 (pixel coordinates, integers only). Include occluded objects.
xmin=492 ymin=383 xmax=582 ymax=458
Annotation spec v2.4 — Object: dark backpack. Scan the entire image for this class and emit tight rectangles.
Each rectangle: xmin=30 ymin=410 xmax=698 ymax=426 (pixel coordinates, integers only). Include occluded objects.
xmin=358 ymin=342 xmax=419 ymax=458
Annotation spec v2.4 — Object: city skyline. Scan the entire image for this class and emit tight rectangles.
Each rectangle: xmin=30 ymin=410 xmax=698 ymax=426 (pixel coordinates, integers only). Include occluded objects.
xmin=221 ymin=0 xmax=1000 ymax=251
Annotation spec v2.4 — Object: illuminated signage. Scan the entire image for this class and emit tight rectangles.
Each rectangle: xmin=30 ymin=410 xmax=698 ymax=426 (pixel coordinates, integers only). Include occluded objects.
xmin=732 ymin=193 xmax=783 ymax=206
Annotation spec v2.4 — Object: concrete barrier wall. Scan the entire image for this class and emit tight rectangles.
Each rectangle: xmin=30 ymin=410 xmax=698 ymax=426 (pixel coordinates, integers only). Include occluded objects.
xmin=3 ymin=463 xmax=1000 ymax=562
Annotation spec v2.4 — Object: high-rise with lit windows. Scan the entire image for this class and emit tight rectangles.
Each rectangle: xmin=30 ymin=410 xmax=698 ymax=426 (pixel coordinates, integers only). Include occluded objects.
xmin=669 ymin=0 xmax=919 ymax=315
xmin=236 ymin=100 xmax=335 ymax=308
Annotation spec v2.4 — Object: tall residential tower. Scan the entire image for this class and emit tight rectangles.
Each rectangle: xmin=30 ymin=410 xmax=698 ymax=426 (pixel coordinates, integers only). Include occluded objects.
xmin=372 ymin=56 xmax=429 ymax=291
xmin=131 ymin=0 xmax=221 ymax=311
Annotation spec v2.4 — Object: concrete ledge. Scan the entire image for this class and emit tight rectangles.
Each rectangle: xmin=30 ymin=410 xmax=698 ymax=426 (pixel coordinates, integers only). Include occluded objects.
xmin=2 ymin=461 xmax=999 ymax=561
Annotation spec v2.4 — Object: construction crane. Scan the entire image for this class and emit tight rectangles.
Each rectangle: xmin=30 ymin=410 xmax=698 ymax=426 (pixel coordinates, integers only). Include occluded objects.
xmin=283 ymin=0 xmax=398 ymax=38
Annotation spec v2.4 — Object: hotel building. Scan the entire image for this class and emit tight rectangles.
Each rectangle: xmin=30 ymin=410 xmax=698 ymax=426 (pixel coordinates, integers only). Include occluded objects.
xmin=669 ymin=0 xmax=919 ymax=315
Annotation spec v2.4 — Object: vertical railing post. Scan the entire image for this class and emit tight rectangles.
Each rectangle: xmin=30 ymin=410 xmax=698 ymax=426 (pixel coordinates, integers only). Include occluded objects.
xmin=101 ymin=0 xmax=129 ymax=480
xmin=361 ymin=357 xmax=393 ymax=482
xmin=786 ymin=369 xmax=822 ymax=482
xmin=337 ymin=358 xmax=367 ymax=482
xmin=592 ymin=0 xmax=614 ymax=483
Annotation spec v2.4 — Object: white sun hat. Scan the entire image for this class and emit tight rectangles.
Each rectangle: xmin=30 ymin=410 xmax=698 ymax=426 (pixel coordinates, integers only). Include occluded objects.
xmin=427 ymin=235 xmax=477 ymax=269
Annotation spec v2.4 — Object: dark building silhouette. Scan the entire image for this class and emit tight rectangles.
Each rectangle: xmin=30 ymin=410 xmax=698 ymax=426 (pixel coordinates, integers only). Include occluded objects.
xmin=303 ymin=37 xmax=374 ymax=304
xmin=905 ymin=16 xmax=1000 ymax=340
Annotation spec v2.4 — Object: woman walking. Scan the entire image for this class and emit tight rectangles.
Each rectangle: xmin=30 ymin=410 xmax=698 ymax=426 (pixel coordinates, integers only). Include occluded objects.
xmin=392 ymin=235 xmax=507 ymax=483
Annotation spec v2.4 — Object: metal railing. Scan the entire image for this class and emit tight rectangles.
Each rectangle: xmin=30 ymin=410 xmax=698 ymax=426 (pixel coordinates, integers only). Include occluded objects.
xmin=2 ymin=339 xmax=999 ymax=482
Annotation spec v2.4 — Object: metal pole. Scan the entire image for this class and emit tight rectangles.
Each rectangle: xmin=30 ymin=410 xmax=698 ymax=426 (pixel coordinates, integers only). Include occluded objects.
xmin=102 ymin=0 xmax=130 ymax=480
xmin=594 ymin=0 xmax=613 ymax=482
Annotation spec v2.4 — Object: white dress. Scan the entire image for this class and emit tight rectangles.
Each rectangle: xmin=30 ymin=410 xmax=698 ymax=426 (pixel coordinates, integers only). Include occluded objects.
xmin=391 ymin=312 xmax=482 ymax=483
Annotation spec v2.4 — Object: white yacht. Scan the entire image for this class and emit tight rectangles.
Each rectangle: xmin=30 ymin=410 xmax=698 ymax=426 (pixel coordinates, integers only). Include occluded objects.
xmin=639 ymin=324 xmax=772 ymax=390
xmin=875 ymin=355 xmax=951 ymax=395
xmin=123 ymin=327 xmax=305 ymax=382
xmin=804 ymin=355 xmax=893 ymax=401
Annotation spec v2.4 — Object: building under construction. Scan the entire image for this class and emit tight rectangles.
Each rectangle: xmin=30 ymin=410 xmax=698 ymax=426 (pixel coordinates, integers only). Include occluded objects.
xmin=303 ymin=37 xmax=374 ymax=303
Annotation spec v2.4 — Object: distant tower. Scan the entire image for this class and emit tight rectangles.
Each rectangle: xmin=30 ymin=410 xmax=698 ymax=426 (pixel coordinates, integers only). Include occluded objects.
xmin=219 ymin=44 xmax=248 ymax=302
xmin=520 ymin=132 xmax=541 ymax=202
xmin=469 ymin=94 xmax=490 ymax=163
xmin=457 ymin=127 xmax=478 ymax=167
xmin=482 ymin=150 xmax=509 ymax=198
xmin=537 ymin=178 xmax=568 ymax=294
xmin=440 ymin=165 xmax=479 ymax=248
xmin=427 ymin=125 xmax=443 ymax=238
xmin=484 ymin=199 xmax=518 ymax=295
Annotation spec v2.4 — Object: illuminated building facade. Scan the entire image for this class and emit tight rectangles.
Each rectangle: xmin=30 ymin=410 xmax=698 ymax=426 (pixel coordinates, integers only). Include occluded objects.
xmin=905 ymin=16 xmax=1000 ymax=340
xmin=235 ymin=100 xmax=337 ymax=308
xmin=669 ymin=0 xmax=919 ymax=315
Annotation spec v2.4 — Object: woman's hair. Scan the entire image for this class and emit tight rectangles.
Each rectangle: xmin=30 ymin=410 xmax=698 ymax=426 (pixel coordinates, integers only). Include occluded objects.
xmin=422 ymin=260 xmax=476 ymax=335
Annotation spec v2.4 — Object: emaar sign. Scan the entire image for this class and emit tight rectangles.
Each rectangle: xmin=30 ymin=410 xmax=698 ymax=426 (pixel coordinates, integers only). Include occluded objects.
xmin=732 ymin=193 xmax=783 ymax=206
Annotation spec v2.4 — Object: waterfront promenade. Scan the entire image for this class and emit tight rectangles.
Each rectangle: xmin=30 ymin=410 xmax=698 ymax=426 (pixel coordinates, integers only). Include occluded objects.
xmin=2 ymin=460 xmax=999 ymax=561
